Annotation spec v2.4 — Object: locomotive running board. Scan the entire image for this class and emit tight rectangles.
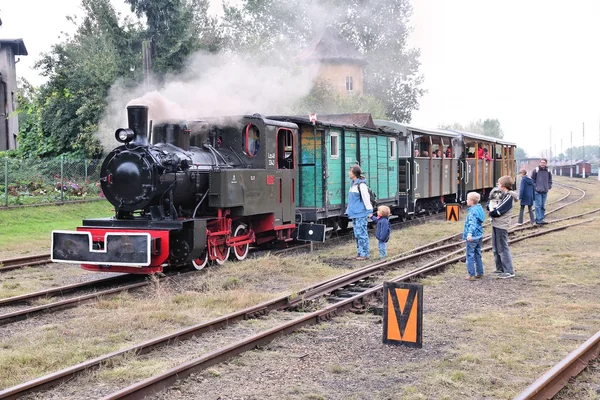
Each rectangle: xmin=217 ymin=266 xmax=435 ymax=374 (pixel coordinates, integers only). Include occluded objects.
xmin=51 ymin=231 xmax=151 ymax=266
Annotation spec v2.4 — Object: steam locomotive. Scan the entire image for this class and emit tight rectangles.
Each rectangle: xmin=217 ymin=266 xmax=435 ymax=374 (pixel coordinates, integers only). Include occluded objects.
xmin=52 ymin=105 xmax=298 ymax=273
xmin=51 ymin=106 xmax=517 ymax=274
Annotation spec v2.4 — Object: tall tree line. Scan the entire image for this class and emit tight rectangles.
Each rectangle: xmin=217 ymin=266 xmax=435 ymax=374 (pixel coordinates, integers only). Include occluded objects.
xmin=14 ymin=0 xmax=423 ymax=158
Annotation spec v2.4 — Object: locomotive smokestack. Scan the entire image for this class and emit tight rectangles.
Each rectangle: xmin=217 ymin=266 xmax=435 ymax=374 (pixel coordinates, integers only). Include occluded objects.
xmin=128 ymin=105 xmax=149 ymax=146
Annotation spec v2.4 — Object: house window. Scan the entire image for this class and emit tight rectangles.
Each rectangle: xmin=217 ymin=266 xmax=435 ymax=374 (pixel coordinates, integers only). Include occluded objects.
xmin=345 ymin=76 xmax=353 ymax=91
xmin=330 ymin=133 xmax=339 ymax=159
xmin=390 ymin=138 xmax=397 ymax=159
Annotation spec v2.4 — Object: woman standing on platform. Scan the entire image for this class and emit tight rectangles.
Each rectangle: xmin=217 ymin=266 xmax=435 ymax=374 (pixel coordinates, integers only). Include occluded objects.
xmin=346 ymin=165 xmax=373 ymax=260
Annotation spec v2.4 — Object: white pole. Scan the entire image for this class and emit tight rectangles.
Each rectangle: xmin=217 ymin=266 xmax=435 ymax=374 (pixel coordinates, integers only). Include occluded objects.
xmin=570 ymin=131 xmax=573 ymax=178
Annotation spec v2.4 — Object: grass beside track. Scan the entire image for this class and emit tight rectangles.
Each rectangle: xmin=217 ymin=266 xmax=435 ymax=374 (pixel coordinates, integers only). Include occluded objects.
xmin=0 ymin=202 xmax=113 ymax=257
xmin=0 ymin=177 xmax=586 ymax=394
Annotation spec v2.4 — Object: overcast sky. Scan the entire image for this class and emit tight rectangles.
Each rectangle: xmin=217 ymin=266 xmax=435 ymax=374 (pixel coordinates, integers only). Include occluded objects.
xmin=2 ymin=0 xmax=599 ymax=156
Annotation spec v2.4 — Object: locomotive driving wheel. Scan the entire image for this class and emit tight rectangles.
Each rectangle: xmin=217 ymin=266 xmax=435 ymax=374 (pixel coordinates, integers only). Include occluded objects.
xmin=213 ymin=241 xmax=230 ymax=265
xmin=192 ymin=248 xmax=209 ymax=270
xmin=230 ymin=223 xmax=250 ymax=261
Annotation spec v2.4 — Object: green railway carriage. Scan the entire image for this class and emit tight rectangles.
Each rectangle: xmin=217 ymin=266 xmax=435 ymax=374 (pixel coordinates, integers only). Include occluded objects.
xmin=269 ymin=114 xmax=399 ymax=229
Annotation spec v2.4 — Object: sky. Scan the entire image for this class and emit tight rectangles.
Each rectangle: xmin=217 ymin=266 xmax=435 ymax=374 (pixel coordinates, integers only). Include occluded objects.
xmin=1 ymin=0 xmax=600 ymax=157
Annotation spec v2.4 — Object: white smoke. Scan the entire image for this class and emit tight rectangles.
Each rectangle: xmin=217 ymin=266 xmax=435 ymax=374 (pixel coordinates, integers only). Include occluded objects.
xmin=97 ymin=51 xmax=320 ymax=152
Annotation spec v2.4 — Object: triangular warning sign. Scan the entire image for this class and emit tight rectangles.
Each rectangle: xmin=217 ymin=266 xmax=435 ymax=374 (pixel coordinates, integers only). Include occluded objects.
xmin=446 ymin=204 xmax=459 ymax=221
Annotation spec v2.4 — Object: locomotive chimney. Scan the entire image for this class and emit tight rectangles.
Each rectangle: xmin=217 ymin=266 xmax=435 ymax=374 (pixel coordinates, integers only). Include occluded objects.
xmin=128 ymin=105 xmax=149 ymax=146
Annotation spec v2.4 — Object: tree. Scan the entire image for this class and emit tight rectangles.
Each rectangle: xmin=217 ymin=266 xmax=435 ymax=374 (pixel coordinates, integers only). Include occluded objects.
xmin=221 ymin=0 xmax=424 ymax=122
xmin=481 ymin=119 xmax=503 ymax=139
xmin=20 ymin=0 xmax=222 ymax=158
xmin=24 ymin=0 xmax=143 ymax=157
xmin=515 ymin=147 xmax=527 ymax=160
xmin=294 ymin=80 xmax=387 ymax=118
xmin=440 ymin=118 xmax=503 ymax=138
xmin=125 ymin=0 xmax=222 ymax=77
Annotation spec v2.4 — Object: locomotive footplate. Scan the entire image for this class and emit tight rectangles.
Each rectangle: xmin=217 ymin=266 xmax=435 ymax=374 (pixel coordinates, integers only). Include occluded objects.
xmin=51 ymin=231 xmax=152 ymax=266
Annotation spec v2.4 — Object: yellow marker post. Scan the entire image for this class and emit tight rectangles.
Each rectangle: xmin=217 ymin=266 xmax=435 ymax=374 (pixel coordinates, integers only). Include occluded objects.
xmin=383 ymin=282 xmax=423 ymax=348
xmin=446 ymin=204 xmax=460 ymax=221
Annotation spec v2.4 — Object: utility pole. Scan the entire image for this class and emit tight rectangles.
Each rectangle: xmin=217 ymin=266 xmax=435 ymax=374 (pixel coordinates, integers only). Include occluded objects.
xmin=581 ymin=122 xmax=585 ymax=161
xmin=598 ymin=117 xmax=600 ymax=181
xmin=570 ymin=131 xmax=573 ymax=178
xmin=560 ymin=138 xmax=563 ymax=159
xmin=549 ymin=127 xmax=552 ymax=161
xmin=582 ymin=122 xmax=586 ymax=178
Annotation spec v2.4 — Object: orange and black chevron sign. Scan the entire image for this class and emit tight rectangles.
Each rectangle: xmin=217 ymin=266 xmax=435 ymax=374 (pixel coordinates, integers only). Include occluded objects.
xmin=382 ymin=282 xmax=423 ymax=348
xmin=446 ymin=204 xmax=460 ymax=221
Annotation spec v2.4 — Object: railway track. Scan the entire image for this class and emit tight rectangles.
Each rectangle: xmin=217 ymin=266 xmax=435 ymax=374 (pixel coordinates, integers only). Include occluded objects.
xmin=0 ymin=254 xmax=51 ymax=272
xmin=0 ymin=272 xmax=194 ymax=326
xmin=0 ymin=181 xmax=576 ymax=272
xmin=99 ymin=216 xmax=600 ymax=400
xmin=0 ymin=182 xmax=586 ymax=325
xmin=514 ymin=330 xmax=600 ymax=400
xmin=2 ymin=199 xmax=597 ymax=399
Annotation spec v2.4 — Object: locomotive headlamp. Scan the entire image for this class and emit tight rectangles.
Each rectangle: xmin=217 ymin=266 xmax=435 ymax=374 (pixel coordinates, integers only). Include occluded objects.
xmin=115 ymin=128 xmax=135 ymax=143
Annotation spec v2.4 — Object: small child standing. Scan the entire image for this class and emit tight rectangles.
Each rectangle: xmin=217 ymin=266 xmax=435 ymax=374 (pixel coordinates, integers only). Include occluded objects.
xmin=487 ymin=175 xmax=519 ymax=279
xmin=517 ymin=169 xmax=535 ymax=225
xmin=374 ymin=205 xmax=391 ymax=259
xmin=463 ymin=192 xmax=485 ymax=281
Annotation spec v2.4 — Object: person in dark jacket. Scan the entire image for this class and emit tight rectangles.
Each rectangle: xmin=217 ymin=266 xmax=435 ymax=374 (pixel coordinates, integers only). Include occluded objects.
xmin=518 ymin=169 xmax=535 ymax=225
xmin=488 ymin=175 xmax=518 ymax=279
xmin=531 ymin=158 xmax=552 ymax=224
xmin=374 ymin=205 xmax=391 ymax=259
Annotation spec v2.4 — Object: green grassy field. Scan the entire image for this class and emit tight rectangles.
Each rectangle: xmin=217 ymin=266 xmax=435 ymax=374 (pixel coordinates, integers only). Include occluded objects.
xmin=0 ymin=201 xmax=114 ymax=257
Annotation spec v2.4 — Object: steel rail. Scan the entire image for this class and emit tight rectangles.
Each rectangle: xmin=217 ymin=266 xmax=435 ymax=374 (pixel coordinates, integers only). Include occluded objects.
xmin=0 ymin=230 xmax=471 ymax=399
xmin=0 ymin=281 xmax=150 ymax=326
xmin=514 ymin=330 xmax=600 ymax=400
xmin=0 ymin=254 xmax=51 ymax=272
xmin=4 ymin=216 xmax=593 ymax=400
xmin=101 ymin=217 xmax=599 ymax=400
xmin=0 ymin=183 xmax=592 ymax=398
xmin=0 ymin=274 xmax=135 ymax=307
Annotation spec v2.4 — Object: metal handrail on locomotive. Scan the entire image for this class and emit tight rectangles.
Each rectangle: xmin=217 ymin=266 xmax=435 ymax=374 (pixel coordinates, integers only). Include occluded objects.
xmin=51 ymin=107 xmax=516 ymax=275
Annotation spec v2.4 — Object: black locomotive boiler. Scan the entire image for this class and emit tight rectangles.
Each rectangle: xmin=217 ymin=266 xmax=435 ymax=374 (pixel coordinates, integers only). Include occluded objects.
xmin=52 ymin=105 xmax=299 ymax=274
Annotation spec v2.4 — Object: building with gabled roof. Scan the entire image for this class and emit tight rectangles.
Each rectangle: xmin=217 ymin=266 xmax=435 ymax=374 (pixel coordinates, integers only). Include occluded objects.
xmin=297 ymin=26 xmax=367 ymax=96
xmin=0 ymin=38 xmax=28 ymax=151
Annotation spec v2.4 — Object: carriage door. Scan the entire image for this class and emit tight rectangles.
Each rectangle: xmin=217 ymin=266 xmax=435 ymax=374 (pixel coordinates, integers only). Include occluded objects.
xmin=276 ymin=128 xmax=295 ymax=224
xmin=455 ymin=137 xmax=467 ymax=202
xmin=397 ymin=135 xmax=412 ymax=214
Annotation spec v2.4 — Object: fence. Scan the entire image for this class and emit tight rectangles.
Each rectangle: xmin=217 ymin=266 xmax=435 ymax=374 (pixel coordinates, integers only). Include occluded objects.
xmin=0 ymin=156 xmax=104 ymax=208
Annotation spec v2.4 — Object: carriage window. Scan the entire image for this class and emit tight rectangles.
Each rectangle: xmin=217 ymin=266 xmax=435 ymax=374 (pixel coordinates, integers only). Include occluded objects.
xmin=330 ymin=133 xmax=339 ymax=159
xmin=277 ymin=128 xmax=294 ymax=169
xmin=390 ymin=138 xmax=397 ymax=159
xmin=244 ymin=124 xmax=260 ymax=157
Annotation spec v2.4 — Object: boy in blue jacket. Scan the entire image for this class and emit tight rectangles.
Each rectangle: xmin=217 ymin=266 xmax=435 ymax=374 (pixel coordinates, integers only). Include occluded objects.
xmin=463 ymin=192 xmax=485 ymax=280
xmin=374 ymin=205 xmax=391 ymax=259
